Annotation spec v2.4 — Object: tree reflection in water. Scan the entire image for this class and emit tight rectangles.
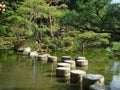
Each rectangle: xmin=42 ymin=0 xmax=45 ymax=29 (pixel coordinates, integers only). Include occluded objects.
xmin=110 ymin=61 xmax=120 ymax=90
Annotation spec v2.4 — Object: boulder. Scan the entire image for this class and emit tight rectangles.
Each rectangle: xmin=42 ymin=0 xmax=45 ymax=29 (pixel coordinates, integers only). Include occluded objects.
xmin=23 ymin=47 xmax=31 ymax=55
xmin=48 ymin=56 xmax=57 ymax=62
xmin=29 ymin=51 xmax=38 ymax=57
xmin=38 ymin=55 xmax=48 ymax=62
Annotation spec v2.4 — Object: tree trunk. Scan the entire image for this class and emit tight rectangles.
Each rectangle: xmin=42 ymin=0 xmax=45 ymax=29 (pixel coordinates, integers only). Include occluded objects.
xmin=82 ymin=40 xmax=88 ymax=55
xmin=48 ymin=12 xmax=54 ymax=38
xmin=82 ymin=42 xmax=85 ymax=55
xmin=34 ymin=28 xmax=41 ymax=43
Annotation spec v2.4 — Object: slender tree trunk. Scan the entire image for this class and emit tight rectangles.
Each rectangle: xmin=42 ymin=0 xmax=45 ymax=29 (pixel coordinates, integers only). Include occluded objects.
xmin=32 ymin=14 xmax=41 ymax=43
xmin=34 ymin=28 xmax=41 ymax=43
xmin=82 ymin=42 xmax=85 ymax=55
xmin=82 ymin=40 xmax=88 ymax=55
xmin=16 ymin=33 xmax=20 ymax=44
xmin=48 ymin=12 xmax=54 ymax=38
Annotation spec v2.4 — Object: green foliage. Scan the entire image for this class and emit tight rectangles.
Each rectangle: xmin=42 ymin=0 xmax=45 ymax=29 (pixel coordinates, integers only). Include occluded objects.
xmin=0 ymin=0 xmax=120 ymax=51
xmin=62 ymin=36 xmax=73 ymax=47
xmin=20 ymin=40 xmax=40 ymax=51
xmin=78 ymin=31 xmax=111 ymax=46
xmin=111 ymin=42 xmax=120 ymax=52
xmin=0 ymin=38 xmax=3 ymax=42
xmin=105 ymin=42 xmax=120 ymax=57
xmin=100 ymin=3 xmax=120 ymax=30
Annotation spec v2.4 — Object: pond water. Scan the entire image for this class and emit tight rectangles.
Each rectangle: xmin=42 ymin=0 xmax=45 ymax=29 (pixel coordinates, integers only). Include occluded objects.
xmin=0 ymin=49 xmax=119 ymax=90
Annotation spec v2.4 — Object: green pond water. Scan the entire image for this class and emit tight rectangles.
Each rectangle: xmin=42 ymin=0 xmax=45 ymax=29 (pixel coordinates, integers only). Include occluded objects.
xmin=0 ymin=49 xmax=119 ymax=90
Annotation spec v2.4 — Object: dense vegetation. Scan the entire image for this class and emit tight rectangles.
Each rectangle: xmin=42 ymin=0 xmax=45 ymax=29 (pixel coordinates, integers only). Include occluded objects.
xmin=0 ymin=0 xmax=120 ymax=55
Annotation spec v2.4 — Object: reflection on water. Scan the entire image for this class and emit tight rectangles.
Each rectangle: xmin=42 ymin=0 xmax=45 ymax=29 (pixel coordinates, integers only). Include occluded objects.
xmin=111 ymin=61 xmax=120 ymax=74
xmin=68 ymin=84 xmax=82 ymax=90
xmin=110 ymin=75 xmax=120 ymax=90
xmin=110 ymin=61 xmax=120 ymax=90
xmin=31 ymin=60 xmax=36 ymax=83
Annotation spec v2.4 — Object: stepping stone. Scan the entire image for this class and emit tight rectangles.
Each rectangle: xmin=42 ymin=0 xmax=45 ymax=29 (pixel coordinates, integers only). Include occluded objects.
xmin=76 ymin=60 xmax=88 ymax=66
xmin=56 ymin=67 xmax=70 ymax=77
xmin=75 ymin=56 xmax=86 ymax=61
xmin=57 ymin=63 xmax=71 ymax=68
xmin=61 ymin=56 xmax=72 ymax=62
xmin=70 ymin=70 xmax=86 ymax=84
xmin=83 ymin=74 xmax=105 ymax=89
xmin=64 ymin=60 xmax=76 ymax=69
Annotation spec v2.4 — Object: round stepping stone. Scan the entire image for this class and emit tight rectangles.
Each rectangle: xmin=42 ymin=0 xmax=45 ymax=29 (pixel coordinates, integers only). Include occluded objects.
xmin=64 ymin=60 xmax=76 ymax=69
xmin=89 ymin=84 xmax=110 ymax=90
xmin=70 ymin=70 xmax=86 ymax=84
xmin=61 ymin=56 xmax=72 ymax=62
xmin=57 ymin=63 xmax=71 ymax=68
xmin=75 ymin=56 xmax=86 ymax=61
xmin=56 ymin=67 xmax=70 ymax=77
xmin=76 ymin=60 xmax=88 ymax=66
xmin=83 ymin=74 xmax=105 ymax=89
xmin=48 ymin=56 xmax=57 ymax=62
